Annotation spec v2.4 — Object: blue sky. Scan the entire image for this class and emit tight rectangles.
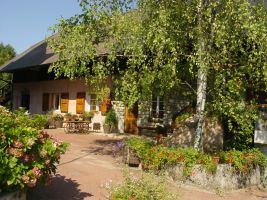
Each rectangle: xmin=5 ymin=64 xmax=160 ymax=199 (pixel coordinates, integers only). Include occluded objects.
xmin=0 ymin=0 xmax=82 ymax=54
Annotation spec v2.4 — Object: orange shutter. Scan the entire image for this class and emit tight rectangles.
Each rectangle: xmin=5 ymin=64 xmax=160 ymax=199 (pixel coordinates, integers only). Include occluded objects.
xmin=60 ymin=93 xmax=69 ymax=113
xmin=76 ymin=92 xmax=86 ymax=114
xmin=42 ymin=93 xmax=50 ymax=111
xmin=100 ymin=98 xmax=110 ymax=115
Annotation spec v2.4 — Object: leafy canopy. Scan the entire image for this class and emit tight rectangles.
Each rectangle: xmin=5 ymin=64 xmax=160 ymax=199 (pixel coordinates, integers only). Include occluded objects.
xmin=48 ymin=0 xmax=267 ymax=149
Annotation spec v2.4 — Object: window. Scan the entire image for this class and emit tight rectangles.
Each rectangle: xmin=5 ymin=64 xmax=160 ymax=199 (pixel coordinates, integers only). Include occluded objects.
xmin=21 ymin=91 xmax=30 ymax=110
xmin=42 ymin=93 xmax=60 ymax=112
xmin=90 ymin=94 xmax=97 ymax=112
xmin=151 ymin=96 xmax=164 ymax=119
xmin=42 ymin=93 xmax=50 ymax=111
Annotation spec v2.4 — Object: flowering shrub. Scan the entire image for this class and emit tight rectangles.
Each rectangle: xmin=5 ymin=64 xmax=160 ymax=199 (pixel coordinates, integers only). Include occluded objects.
xmin=0 ymin=106 xmax=68 ymax=193
xmin=123 ymin=137 xmax=267 ymax=176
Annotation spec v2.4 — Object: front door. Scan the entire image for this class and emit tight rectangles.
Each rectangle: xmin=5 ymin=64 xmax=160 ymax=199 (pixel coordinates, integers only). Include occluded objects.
xmin=124 ymin=105 xmax=138 ymax=134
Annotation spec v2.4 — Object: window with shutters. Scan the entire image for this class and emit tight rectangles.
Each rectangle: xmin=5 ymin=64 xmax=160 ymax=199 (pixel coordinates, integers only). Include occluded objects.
xmin=151 ymin=96 xmax=164 ymax=119
xmin=60 ymin=93 xmax=69 ymax=113
xmin=90 ymin=94 xmax=98 ymax=112
xmin=76 ymin=92 xmax=86 ymax=114
xmin=53 ymin=94 xmax=60 ymax=110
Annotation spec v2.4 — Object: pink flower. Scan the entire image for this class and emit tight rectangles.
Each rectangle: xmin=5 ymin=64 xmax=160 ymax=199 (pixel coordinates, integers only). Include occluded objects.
xmin=44 ymin=160 xmax=50 ymax=166
xmin=38 ymin=138 xmax=46 ymax=144
xmin=22 ymin=154 xmax=30 ymax=162
xmin=32 ymin=166 xmax=43 ymax=179
xmin=39 ymin=150 xmax=47 ymax=158
xmin=30 ymin=154 xmax=36 ymax=161
xmin=7 ymin=147 xmax=23 ymax=158
xmin=12 ymin=140 xmax=23 ymax=148
xmin=38 ymin=131 xmax=50 ymax=139
xmin=27 ymin=178 xmax=37 ymax=187
xmin=27 ymin=138 xmax=35 ymax=147
xmin=21 ymin=174 xmax=30 ymax=184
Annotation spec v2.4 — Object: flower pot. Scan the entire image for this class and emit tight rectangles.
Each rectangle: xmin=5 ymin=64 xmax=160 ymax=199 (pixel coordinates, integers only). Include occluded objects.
xmin=103 ymin=124 xmax=112 ymax=133
xmin=212 ymin=156 xmax=220 ymax=164
xmin=0 ymin=190 xmax=26 ymax=200
xmin=54 ymin=120 xmax=63 ymax=128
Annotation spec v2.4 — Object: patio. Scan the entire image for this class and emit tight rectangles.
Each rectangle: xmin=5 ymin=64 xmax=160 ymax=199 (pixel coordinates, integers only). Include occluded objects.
xmin=27 ymin=129 xmax=267 ymax=200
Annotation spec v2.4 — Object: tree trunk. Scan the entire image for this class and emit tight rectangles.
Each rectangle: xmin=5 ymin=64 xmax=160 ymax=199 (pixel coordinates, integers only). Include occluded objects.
xmin=193 ymin=0 xmax=208 ymax=151
xmin=194 ymin=63 xmax=207 ymax=151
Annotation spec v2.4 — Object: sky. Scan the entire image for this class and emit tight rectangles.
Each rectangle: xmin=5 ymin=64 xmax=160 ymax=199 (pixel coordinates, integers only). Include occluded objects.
xmin=0 ymin=0 xmax=82 ymax=54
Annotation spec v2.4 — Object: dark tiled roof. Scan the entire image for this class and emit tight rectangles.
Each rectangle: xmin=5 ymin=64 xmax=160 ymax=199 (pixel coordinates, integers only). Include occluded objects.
xmin=0 ymin=38 xmax=108 ymax=73
xmin=0 ymin=39 xmax=58 ymax=72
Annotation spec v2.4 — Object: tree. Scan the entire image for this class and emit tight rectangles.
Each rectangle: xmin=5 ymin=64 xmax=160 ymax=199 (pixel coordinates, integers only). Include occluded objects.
xmin=0 ymin=43 xmax=16 ymax=106
xmin=48 ymin=0 xmax=267 ymax=150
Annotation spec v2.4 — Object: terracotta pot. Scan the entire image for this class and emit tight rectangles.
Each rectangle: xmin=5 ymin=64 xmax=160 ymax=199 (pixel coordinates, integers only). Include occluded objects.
xmin=212 ymin=156 xmax=220 ymax=164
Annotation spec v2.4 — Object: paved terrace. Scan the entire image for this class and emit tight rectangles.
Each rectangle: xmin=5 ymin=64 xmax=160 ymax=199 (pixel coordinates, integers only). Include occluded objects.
xmin=28 ymin=129 xmax=267 ymax=200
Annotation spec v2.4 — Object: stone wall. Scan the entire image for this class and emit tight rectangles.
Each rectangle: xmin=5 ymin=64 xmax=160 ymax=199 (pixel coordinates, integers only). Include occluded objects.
xmin=0 ymin=191 xmax=26 ymax=200
xmin=167 ymin=164 xmax=267 ymax=190
xmin=112 ymin=101 xmax=125 ymax=133
xmin=165 ymin=117 xmax=224 ymax=153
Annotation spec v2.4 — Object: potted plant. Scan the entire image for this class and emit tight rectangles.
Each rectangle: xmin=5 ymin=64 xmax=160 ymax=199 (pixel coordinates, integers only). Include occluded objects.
xmin=64 ymin=112 xmax=72 ymax=121
xmin=52 ymin=114 xmax=64 ymax=128
xmin=103 ymin=108 xmax=117 ymax=133
xmin=82 ymin=111 xmax=94 ymax=122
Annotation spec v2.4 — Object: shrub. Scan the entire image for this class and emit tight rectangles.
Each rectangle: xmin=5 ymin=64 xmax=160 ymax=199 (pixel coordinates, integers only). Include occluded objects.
xmin=105 ymin=108 xmax=117 ymax=126
xmin=104 ymin=170 xmax=177 ymax=200
xmin=30 ymin=114 xmax=49 ymax=129
xmin=123 ymin=137 xmax=267 ymax=176
xmin=52 ymin=114 xmax=64 ymax=121
xmin=0 ymin=106 xmax=68 ymax=193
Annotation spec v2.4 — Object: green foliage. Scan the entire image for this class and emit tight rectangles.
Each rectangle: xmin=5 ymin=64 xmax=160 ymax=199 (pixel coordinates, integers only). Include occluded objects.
xmin=0 ymin=42 xmax=16 ymax=107
xmin=30 ymin=115 xmax=49 ymax=130
xmin=48 ymin=0 xmax=267 ymax=149
xmin=105 ymin=108 xmax=117 ymax=126
xmin=104 ymin=170 xmax=177 ymax=200
xmin=124 ymin=137 xmax=267 ymax=176
xmin=0 ymin=106 xmax=68 ymax=193
xmin=52 ymin=114 xmax=64 ymax=121
xmin=81 ymin=111 xmax=94 ymax=121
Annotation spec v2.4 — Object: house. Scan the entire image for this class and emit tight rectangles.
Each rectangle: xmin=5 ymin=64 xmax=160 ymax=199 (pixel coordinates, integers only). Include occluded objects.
xmin=0 ymin=39 xmax=111 ymax=131
xmin=0 ymin=38 xmax=224 ymax=152
xmin=0 ymin=38 xmax=181 ymax=131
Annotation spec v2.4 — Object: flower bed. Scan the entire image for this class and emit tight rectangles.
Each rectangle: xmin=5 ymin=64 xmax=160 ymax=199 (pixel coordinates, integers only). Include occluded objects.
xmin=0 ymin=106 xmax=68 ymax=193
xmin=122 ymin=137 xmax=267 ymax=178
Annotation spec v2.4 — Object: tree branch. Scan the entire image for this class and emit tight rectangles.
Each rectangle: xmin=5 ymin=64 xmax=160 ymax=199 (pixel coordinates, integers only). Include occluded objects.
xmin=181 ymin=81 xmax=197 ymax=94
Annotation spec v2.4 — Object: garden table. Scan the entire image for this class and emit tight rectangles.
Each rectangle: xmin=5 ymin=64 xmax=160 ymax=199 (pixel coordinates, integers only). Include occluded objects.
xmin=64 ymin=121 xmax=91 ymax=134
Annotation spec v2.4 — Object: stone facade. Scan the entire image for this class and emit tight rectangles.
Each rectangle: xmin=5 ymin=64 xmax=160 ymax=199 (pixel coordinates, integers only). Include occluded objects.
xmin=112 ymin=101 xmax=125 ymax=134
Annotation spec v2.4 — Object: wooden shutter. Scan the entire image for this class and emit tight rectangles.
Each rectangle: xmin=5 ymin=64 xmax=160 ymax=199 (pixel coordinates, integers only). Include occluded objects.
xmin=60 ymin=93 xmax=69 ymax=113
xmin=42 ymin=93 xmax=50 ymax=111
xmin=76 ymin=92 xmax=85 ymax=114
xmin=124 ymin=105 xmax=138 ymax=134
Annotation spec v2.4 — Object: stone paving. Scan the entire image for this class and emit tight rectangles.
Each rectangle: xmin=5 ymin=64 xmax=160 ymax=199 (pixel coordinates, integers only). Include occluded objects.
xmin=27 ymin=129 xmax=267 ymax=200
